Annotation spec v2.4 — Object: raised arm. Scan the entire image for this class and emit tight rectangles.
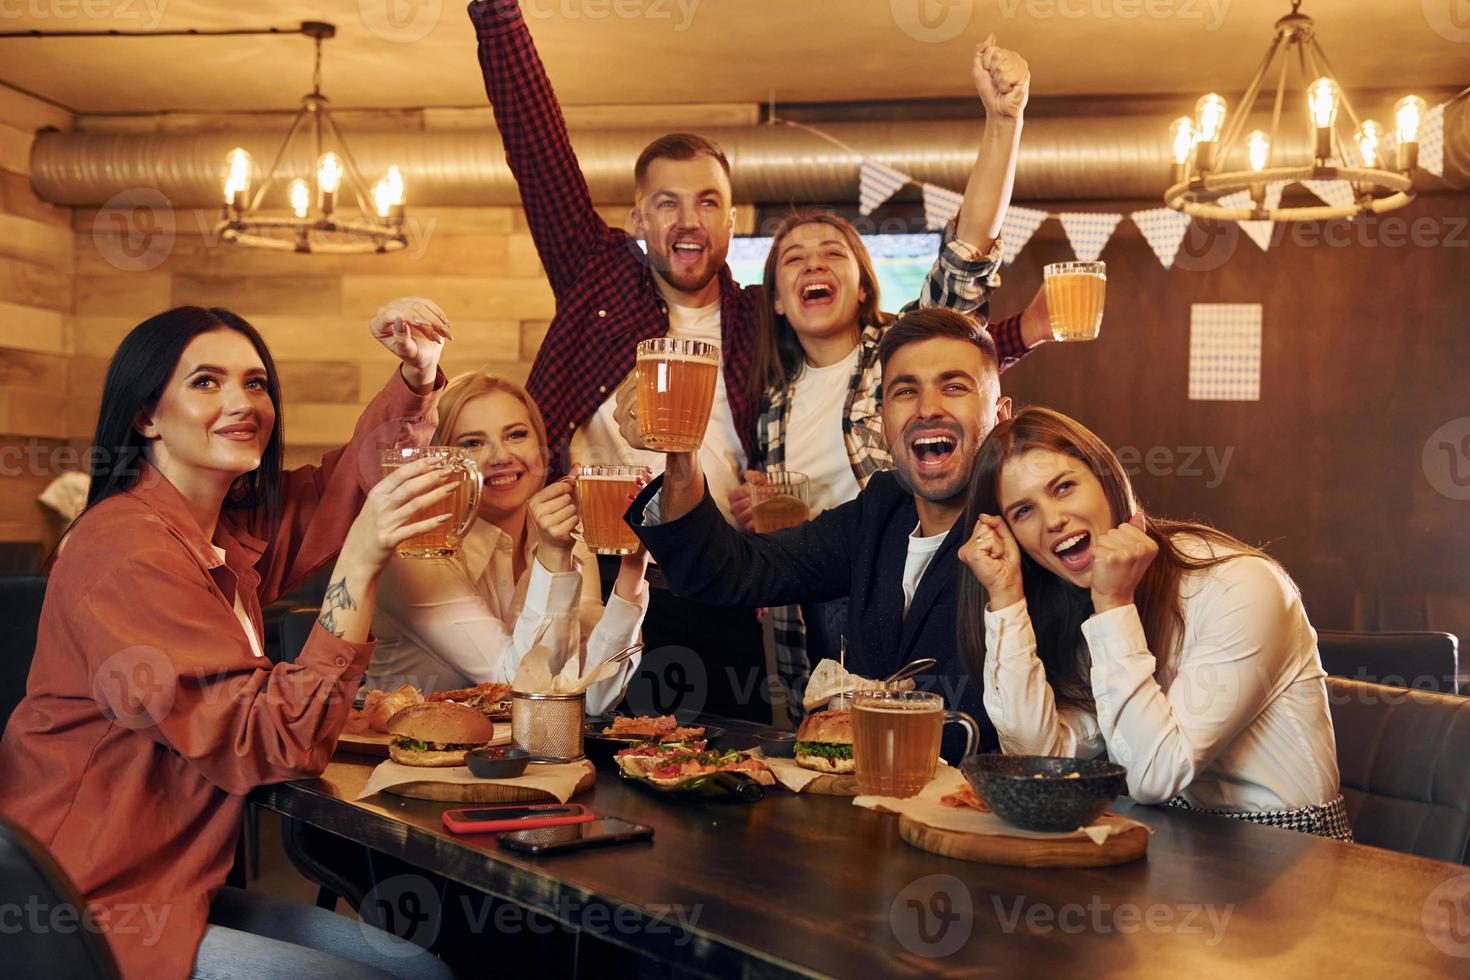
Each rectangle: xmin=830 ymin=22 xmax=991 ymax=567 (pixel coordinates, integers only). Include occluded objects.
xmin=248 ymin=298 xmax=450 ymax=601
xmin=909 ymin=37 xmax=1047 ymax=360
xmin=469 ymin=0 xmax=611 ymax=298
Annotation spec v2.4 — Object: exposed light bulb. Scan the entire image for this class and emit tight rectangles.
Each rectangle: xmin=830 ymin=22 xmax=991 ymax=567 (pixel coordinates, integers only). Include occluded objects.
xmin=223 ymin=147 xmax=252 ymax=204
xmin=1169 ymin=116 xmax=1195 ymax=166
xmin=288 ymin=179 xmax=310 ymax=219
xmin=317 ymin=152 xmax=344 ymax=195
xmin=1394 ymin=95 xmax=1427 ymax=144
xmin=373 ymin=166 xmax=405 ymax=218
xmin=1354 ymin=120 xmax=1383 ymax=169
xmin=1247 ymin=130 xmax=1270 ymax=172
xmin=1194 ymin=93 xmax=1227 ymax=142
xmin=1307 ymin=77 xmax=1340 ymax=129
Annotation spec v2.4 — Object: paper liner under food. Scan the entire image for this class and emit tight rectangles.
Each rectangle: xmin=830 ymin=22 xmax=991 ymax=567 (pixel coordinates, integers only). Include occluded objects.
xmin=512 ymin=643 xmax=624 ymax=696
xmin=853 ymin=766 xmax=1144 ymax=845
xmin=357 ymin=757 xmax=594 ymax=803
xmin=757 ymin=753 xmax=841 ymax=792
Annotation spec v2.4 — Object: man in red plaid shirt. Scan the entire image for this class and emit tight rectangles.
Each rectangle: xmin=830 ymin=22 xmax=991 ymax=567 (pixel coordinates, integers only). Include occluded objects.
xmin=467 ymin=0 xmax=1033 ymax=722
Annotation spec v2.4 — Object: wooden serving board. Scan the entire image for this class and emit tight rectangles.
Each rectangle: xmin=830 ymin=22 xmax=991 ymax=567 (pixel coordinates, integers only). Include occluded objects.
xmin=384 ymin=764 xmax=597 ymax=803
xmin=899 ymin=812 xmax=1149 ymax=868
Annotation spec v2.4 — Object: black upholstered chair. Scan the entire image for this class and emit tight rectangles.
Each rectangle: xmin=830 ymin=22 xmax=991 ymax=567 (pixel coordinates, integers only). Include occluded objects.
xmin=1327 ymin=676 xmax=1470 ymax=864
xmin=0 ymin=814 xmax=120 ymax=979
xmin=1318 ymin=629 xmax=1460 ymax=695
xmin=0 ymin=573 xmax=48 ymax=732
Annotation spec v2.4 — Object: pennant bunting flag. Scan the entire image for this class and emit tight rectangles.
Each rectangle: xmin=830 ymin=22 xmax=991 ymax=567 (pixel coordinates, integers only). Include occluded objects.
xmin=1300 ymin=178 xmax=1356 ymax=211
xmin=1420 ymin=102 xmax=1446 ymax=177
xmin=1215 ymin=182 xmax=1285 ymax=252
xmin=858 ymin=159 xmax=911 ymax=216
xmin=1058 ymin=212 xmax=1123 ymax=262
xmin=1129 ymin=207 xmax=1193 ymax=269
xmin=921 ymin=182 xmax=964 ymax=231
xmin=1000 ymin=205 xmax=1049 ymax=265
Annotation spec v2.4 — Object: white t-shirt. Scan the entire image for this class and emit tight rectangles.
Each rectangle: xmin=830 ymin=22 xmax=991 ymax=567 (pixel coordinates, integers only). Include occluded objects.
xmin=783 ymin=348 xmax=863 ymax=517
xmin=901 ymin=523 xmax=950 ymax=616
xmin=213 ymin=545 xmax=264 ymax=660
xmin=571 ymin=300 xmax=746 ymax=522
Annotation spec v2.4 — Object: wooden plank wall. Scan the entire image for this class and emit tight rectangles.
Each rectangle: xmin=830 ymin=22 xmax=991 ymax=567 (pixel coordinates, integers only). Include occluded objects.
xmin=0 ymin=87 xmax=74 ymax=564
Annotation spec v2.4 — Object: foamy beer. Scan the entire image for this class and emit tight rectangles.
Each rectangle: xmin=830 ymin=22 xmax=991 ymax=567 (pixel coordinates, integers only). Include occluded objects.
xmin=380 ymin=447 xmax=482 ymax=559
xmin=635 ymin=337 xmax=720 ymax=452
xmin=751 ymin=470 xmax=811 ymax=533
xmin=852 ymin=690 xmax=980 ymax=798
xmin=1043 ymin=261 xmax=1107 ymax=341
xmin=577 ymin=464 xmax=643 ymax=556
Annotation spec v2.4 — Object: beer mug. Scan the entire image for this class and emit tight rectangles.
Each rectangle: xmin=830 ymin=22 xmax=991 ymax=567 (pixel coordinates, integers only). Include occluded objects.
xmin=380 ymin=447 xmax=482 ymax=559
xmin=577 ymin=464 xmax=643 ymax=556
xmin=635 ymin=337 xmax=720 ymax=452
xmin=852 ymin=690 xmax=980 ymax=798
xmin=751 ymin=470 xmax=811 ymax=533
xmin=1043 ymin=261 xmax=1107 ymax=342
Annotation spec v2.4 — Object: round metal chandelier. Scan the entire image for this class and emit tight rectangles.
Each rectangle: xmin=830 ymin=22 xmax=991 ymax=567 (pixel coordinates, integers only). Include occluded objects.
xmin=217 ymin=22 xmax=407 ymax=254
xmin=1164 ymin=1 xmax=1425 ymax=223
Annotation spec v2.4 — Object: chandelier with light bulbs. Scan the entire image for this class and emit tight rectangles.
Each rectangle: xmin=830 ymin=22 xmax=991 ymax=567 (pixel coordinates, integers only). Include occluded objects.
xmin=1164 ymin=1 xmax=1424 ymax=223
xmin=218 ymin=21 xmax=407 ymax=254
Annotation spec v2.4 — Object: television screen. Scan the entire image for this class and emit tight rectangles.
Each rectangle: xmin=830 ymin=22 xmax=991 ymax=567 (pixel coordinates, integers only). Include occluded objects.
xmin=726 ymin=233 xmax=943 ymax=308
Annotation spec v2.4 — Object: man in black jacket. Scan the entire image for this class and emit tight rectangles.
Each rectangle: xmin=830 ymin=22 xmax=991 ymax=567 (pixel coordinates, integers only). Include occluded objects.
xmin=619 ymin=307 xmax=1013 ymax=757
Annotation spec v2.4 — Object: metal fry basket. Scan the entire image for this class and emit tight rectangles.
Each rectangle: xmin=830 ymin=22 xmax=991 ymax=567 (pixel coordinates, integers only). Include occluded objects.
xmin=511 ymin=692 xmax=586 ymax=763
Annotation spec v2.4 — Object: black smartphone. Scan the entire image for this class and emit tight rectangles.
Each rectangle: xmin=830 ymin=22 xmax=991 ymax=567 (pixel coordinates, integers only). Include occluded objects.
xmin=498 ymin=817 xmax=654 ymax=855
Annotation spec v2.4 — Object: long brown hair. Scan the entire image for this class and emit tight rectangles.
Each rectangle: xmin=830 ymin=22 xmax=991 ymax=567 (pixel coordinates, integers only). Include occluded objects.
xmin=750 ymin=209 xmax=890 ymax=400
xmin=955 ymin=407 xmax=1270 ymax=711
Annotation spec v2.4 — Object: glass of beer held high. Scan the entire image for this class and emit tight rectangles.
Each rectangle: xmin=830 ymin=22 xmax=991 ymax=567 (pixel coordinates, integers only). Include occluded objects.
xmin=380 ymin=447 xmax=483 ymax=559
xmin=1043 ymin=261 xmax=1107 ymax=342
xmin=635 ymin=337 xmax=720 ymax=452
xmin=577 ymin=464 xmax=643 ymax=556
xmin=751 ymin=470 xmax=811 ymax=533
xmin=852 ymin=690 xmax=981 ymax=798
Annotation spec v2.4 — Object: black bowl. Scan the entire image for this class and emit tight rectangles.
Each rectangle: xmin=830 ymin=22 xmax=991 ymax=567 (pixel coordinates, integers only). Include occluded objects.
xmin=960 ymin=755 xmax=1127 ymax=833
xmin=465 ymin=746 xmax=531 ymax=779
xmin=754 ymin=730 xmax=796 ymax=758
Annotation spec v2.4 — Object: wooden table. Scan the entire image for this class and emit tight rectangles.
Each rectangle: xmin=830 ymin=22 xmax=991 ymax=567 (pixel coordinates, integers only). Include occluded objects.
xmin=251 ymin=720 xmax=1469 ymax=979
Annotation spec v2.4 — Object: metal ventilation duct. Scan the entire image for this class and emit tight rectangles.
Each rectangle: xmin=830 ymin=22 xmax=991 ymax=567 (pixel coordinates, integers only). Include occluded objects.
xmin=29 ymin=102 xmax=1467 ymax=208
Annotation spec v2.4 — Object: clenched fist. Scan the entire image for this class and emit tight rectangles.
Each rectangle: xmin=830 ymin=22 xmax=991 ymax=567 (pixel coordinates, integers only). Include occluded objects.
xmin=957 ymin=513 xmax=1026 ymax=611
xmin=1089 ymin=512 xmax=1158 ymax=613
xmin=974 ymin=34 xmax=1030 ymax=120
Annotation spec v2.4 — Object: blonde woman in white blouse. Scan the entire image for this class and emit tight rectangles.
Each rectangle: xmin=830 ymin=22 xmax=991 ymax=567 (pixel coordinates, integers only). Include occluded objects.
xmin=955 ymin=407 xmax=1348 ymax=840
xmin=368 ymin=372 xmax=648 ymax=715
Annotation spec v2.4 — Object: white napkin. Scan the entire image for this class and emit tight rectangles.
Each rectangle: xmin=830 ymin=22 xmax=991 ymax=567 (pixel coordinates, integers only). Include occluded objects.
xmin=757 ymin=753 xmax=835 ymax=793
xmin=512 ymin=644 xmax=625 ymax=696
xmin=356 ymin=758 xmax=594 ymax=802
xmin=853 ymin=766 xmax=1134 ymax=844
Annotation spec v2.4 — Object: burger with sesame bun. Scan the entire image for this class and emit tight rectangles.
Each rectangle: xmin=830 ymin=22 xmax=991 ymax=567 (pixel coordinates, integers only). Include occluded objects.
xmin=386 ymin=702 xmax=495 ymax=767
xmin=794 ymin=709 xmax=854 ymax=774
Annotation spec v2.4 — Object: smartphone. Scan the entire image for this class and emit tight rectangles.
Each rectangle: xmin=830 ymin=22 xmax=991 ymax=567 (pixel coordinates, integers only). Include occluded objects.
xmin=498 ymin=817 xmax=654 ymax=855
xmin=441 ymin=803 xmax=595 ymax=835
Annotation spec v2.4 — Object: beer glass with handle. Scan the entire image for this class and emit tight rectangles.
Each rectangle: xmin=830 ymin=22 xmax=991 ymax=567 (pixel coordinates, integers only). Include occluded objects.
xmin=852 ymin=690 xmax=981 ymax=798
xmin=380 ymin=447 xmax=483 ymax=559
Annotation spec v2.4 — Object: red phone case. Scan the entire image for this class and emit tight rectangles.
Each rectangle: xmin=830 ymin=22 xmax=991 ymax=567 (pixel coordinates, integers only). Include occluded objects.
xmin=441 ymin=804 xmax=595 ymax=835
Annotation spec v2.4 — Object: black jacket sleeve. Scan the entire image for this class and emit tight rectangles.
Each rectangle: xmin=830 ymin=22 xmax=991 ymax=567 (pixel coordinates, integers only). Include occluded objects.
xmin=627 ymin=477 xmax=861 ymax=608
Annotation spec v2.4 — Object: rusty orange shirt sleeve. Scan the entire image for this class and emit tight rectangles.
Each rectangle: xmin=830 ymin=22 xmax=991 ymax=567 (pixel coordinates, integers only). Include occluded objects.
xmin=79 ymin=546 xmax=372 ymax=795
xmin=252 ymin=366 xmax=447 ymax=604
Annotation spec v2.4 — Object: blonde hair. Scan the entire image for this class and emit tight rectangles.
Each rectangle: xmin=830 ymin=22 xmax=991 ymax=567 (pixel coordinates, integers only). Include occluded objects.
xmin=434 ymin=371 xmax=550 ymax=479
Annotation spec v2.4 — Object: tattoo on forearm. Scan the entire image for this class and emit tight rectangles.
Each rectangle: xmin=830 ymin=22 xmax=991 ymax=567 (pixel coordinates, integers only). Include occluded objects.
xmin=318 ymin=578 xmax=357 ymax=639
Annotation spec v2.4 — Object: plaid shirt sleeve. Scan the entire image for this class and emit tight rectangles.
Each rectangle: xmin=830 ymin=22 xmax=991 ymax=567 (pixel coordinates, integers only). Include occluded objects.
xmin=908 ymin=221 xmax=1028 ymax=372
xmin=469 ymin=1 xmax=609 ymax=299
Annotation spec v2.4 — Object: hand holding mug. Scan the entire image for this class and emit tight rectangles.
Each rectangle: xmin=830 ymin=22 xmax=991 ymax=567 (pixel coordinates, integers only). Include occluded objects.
xmin=1089 ymin=512 xmax=1158 ymax=613
xmin=957 ymin=513 xmax=1025 ymax=610
xmin=529 ymin=474 xmax=580 ymax=572
xmin=342 ymin=458 xmax=458 ymax=571
xmin=727 ymin=469 xmax=766 ymax=531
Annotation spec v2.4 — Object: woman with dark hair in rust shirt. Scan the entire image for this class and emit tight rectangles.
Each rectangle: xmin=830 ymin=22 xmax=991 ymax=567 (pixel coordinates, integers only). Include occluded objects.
xmin=0 ymin=298 xmax=459 ymax=979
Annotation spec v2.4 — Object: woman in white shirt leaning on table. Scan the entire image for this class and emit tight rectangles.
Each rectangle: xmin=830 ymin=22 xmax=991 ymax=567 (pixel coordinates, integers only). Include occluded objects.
xmin=955 ymin=407 xmax=1349 ymax=840
xmin=368 ymin=371 xmax=649 ymax=715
